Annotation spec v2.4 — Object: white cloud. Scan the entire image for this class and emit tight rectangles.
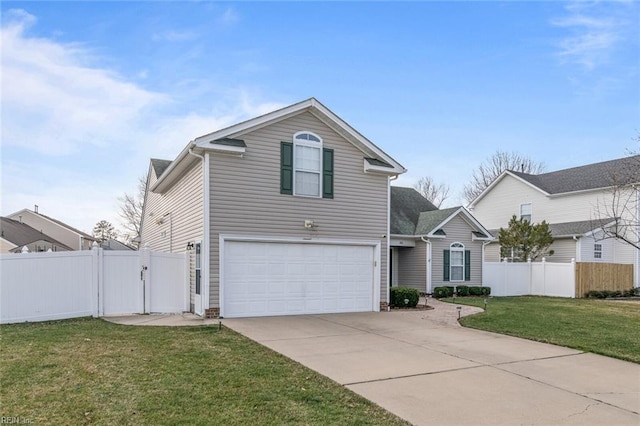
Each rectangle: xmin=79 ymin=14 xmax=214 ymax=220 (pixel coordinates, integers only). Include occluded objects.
xmin=550 ymin=2 xmax=634 ymax=70
xmin=0 ymin=9 xmax=285 ymax=234
xmin=152 ymin=30 xmax=197 ymax=42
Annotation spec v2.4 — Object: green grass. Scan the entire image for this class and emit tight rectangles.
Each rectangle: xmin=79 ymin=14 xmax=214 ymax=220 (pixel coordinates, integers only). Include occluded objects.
xmin=443 ymin=296 xmax=640 ymax=364
xmin=0 ymin=318 xmax=409 ymax=425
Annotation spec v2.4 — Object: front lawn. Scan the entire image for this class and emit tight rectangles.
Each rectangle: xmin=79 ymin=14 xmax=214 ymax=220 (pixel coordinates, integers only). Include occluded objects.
xmin=0 ymin=318 xmax=408 ymax=425
xmin=443 ymin=296 xmax=640 ymax=364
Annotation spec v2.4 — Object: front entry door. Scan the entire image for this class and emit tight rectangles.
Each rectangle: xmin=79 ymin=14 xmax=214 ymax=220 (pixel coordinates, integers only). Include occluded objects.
xmin=194 ymin=242 xmax=203 ymax=316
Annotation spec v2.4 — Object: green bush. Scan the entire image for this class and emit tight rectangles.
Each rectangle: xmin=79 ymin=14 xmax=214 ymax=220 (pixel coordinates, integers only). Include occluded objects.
xmin=390 ymin=287 xmax=419 ymax=307
xmin=455 ymin=285 xmax=469 ymax=296
xmin=432 ymin=286 xmax=453 ymax=299
xmin=586 ymin=289 xmax=637 ymax=299
xmin=468 ymin=286 xmax=483 ymax=296
xmin=480 ymin=287 xmax=491 ymax=296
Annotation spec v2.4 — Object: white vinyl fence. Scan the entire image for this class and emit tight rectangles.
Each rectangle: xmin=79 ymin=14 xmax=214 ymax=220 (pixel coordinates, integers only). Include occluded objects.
xmin=1 ymin=246 xmax=188 ymax=324
xmin=483 ymin=259 xmax=575 ymax=298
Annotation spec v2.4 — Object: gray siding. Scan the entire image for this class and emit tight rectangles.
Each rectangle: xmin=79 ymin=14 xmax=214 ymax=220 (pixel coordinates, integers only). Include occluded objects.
xmin=140 ymin=161 xmax=204 ymax=308
xmin=396 ymin=242 xmax=427 ymax=292
xmin=141 ymin=161 xmax=204 ymax=252
xmin=484 ymin=243 xmax=501 ymax=262
xmin=430 ymin=215 xmax=484 ymax=288
xmin=208 ymin=111 xmax=389 ymax=307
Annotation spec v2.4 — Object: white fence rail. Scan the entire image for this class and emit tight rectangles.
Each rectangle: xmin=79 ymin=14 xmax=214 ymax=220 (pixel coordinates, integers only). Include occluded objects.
xmin=483 ymin=259 xmax=575 ymax=298
xmin=1 ymin=247 xmax=188 ymax=324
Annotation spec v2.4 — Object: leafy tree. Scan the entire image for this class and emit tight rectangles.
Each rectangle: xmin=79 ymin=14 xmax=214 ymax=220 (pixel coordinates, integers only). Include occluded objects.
xmin=413 ymin=176 xmax=450 ymax=208
xmin=93 ymin=220 xmax=117 ymax=244
xmin=498 ymin=215 xmax=554 ymax=262
xmin=464 ymin=151 xmax=545 ymax=204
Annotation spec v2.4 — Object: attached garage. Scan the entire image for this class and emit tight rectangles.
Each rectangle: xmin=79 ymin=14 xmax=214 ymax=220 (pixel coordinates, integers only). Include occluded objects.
xmin=221 ymin=239 xmax=379 ymax=318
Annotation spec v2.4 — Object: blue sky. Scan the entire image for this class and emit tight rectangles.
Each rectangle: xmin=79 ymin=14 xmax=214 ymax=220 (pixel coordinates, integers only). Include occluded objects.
xmin=2 ymin=1 xmax=638 ymax=235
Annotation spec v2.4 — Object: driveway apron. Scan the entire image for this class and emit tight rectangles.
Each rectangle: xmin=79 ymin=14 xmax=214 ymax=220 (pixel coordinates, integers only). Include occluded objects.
xmin=224 ymin=309 xmax=640 ymax=426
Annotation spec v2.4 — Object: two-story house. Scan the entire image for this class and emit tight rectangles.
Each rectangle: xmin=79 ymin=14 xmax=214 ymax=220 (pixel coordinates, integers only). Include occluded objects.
xmin=6 ymin=207 xmax=96 ymax=251
xmin=140 ymin=98 xmax=406 ymax=318
xmin=468 ymin=155 xmax=639 ymax=287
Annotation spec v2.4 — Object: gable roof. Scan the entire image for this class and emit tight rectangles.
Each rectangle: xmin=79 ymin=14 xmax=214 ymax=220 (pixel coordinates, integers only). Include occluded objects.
xmin=390 ymin=187 xmax=493 ymax=240
xmin=390 ymin=186 xmax=437 ymax=235
xmin=470 ymin=154 xmax=640 ymax=207
xmin=0 ymin=217 xmax=73 ymax=250
xmin=487 ymin=217 xmax=617 ymax=239
xmin=152 ymin=98 xmax=406 ymax=193
xmin=7 ymin=209 xmax=95 ymax=241
xmin=151 ymin=158 xmax=172 ymax=178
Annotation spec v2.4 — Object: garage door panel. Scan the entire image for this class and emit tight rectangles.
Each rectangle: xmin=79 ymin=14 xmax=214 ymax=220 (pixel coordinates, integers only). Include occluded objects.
xmin=223 ymin=241 xmax=375 ymax=318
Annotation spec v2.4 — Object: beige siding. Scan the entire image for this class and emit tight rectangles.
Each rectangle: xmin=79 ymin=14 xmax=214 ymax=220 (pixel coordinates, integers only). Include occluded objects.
xmin=430 ymin=215 xmax=484 ymax=288
xmin=471 ymin=174 xmax=624 ymax=229
xmin=6 ymin=211 xmax=88 ymax=250
xmin=484 ymin=243 xmax=501 ymax=262
xmin=396 ymin=243 xmax=426 ymax=292
xmin=209 ymin=111 xmax=389 ymax=307
xmin=547 ymin=238 xmax=577 ymax=262
xmin=0 ymin=238 xmax=17 ymax=253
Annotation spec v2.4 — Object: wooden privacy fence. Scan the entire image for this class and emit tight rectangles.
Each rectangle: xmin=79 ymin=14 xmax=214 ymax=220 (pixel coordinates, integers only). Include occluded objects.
xmin=575 ymin=262 xmax=634 ymax=297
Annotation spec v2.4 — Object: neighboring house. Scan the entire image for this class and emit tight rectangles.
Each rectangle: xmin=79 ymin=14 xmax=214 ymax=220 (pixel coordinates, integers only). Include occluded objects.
xmin=100 ymin=239 xmax=136 ymax=251
xmin=6 ymin=207 xmax=96 ymax=251
xmin=390 ymin=187 xmax=493 ymax=294
xmin=140 ymin=98 xmax=406 ymax=318
xmin=468 ymin=155 xmax=640 ymax=286
xmin=0 ymin=217 xmax=73 ymax=253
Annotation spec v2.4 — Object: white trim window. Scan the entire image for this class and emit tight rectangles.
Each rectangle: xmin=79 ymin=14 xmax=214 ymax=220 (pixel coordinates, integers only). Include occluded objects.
xmin=520 ymin=203 xmax=532 ymax=222
xmin=293 ymin=131 xmax=322 ymax=197
xmin=450 ymin=242 xmax=465 ymax=282
xmin=594 ymin=243 xmax=602 ymax=259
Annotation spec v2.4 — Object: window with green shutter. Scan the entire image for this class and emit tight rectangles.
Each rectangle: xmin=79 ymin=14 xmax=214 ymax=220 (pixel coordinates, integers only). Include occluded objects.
xmin=280 ymin=132 xmax=334 ymax=199
xmin=443 ymin=249 xmax=450 ymax=281
xmin=280 ymin=142 xmax=293 ymax=194
xmin=322 ymin=148 xmax=333 ymax=199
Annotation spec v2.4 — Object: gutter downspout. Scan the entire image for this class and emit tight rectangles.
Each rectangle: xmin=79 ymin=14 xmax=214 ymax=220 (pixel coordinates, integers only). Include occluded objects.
xmin=188 ymin=148 xmax=208 ymax=316
xmin=482 ymin=240 xmax=492 ymax=286
xmin=420 ymin=236 xmax=431 ymax=294
xmin=386 ymin=176 xmax=398 ymax=311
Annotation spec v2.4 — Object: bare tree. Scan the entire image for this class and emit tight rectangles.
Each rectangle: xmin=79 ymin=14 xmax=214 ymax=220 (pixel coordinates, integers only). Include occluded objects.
xmin=118 ymin=174 xmax=147 ymax=246
xmin=592 ymin=146 xmax=640 ymax=251
xmin=464 ymin=151 xmax=545 ymax=204
xmin=413 ymin=176 xmax=450 ymax=208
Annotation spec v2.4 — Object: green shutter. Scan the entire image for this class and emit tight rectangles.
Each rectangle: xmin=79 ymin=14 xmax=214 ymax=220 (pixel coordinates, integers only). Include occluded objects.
xmin=443 ymin=250 xmax=450 ymax=281
xmin=464 ymin=250 xmax=471 ymax=281
xmin=280 ymin=142 xmax=293 ymax=194
xmin=322 ymin=148 xmax=334 ymax=199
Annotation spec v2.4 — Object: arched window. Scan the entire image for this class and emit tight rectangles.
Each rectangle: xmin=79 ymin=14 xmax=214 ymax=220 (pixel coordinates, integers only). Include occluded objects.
xmin=293 ymin=131 xmax=323 ymax=197
xmin=450 ymin=242 xmax=465 ymax=282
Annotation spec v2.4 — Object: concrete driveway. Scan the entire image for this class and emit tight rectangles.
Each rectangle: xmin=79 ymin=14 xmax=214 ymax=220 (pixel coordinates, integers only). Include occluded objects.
xmin=224 ymin=309 xmax=640 ymax=425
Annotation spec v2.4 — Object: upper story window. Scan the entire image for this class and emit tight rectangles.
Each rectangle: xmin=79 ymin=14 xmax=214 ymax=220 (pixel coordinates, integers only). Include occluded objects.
xmin=520 ymin=203 xmax=532 ymax=222
xmin=294 ymin=132 xmax=322 ymax=197
xmin=280 ymin=132 xmax=334 ymax=199
xmin=594 ymin=243 xmax=602 ymax=259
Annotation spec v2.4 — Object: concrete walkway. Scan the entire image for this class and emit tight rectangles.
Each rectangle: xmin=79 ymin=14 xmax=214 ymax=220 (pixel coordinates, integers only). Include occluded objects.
xmin=105 ymin=301 xmax=640 ymax=425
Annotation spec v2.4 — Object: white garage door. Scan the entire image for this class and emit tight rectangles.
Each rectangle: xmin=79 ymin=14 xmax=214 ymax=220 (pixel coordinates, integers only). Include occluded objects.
xmin=223 ymin=241 xmax=375 ymax=318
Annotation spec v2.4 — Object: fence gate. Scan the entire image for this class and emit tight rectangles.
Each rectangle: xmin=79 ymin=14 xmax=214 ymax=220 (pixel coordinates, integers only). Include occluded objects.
xmin=101 ymin=251 xmax=143 ymax=315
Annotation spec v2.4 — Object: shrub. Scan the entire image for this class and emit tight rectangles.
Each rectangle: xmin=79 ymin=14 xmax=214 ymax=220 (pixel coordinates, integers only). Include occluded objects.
xmin=586 ymin=289 xmax=636 ymax=299
xmin=390 ymin=287 xmax=419 ymax=307
xmin=480 ymin=287 xmax=491 ymax=296
xmin=432 ymin=286 xmax=453 ymax=299
xmin=455 ymin=285 xmax=469 ymax=297
xmin=468 ymin=286 xmax=483 ymax=296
